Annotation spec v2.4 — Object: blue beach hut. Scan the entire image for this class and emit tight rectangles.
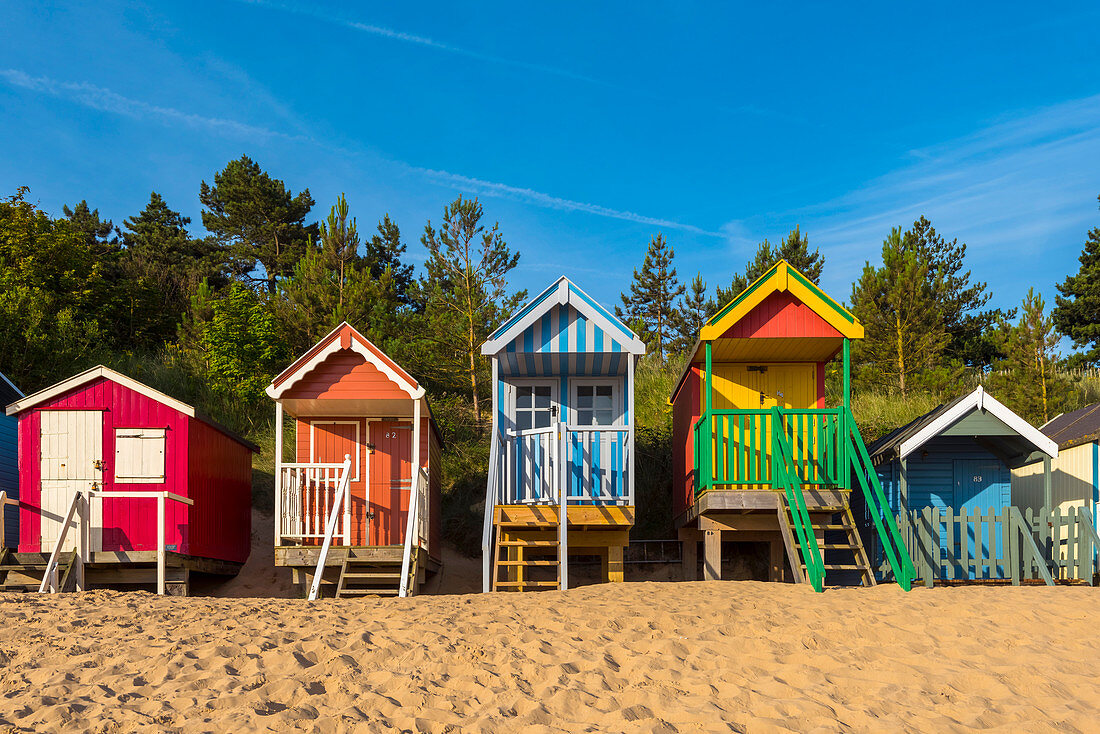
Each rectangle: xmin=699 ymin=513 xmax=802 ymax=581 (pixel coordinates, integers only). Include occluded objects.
xmin=480 ymin=277 xmax=646 ymax=591
xmin=865 ymin=386 xmax=1057 ymax=582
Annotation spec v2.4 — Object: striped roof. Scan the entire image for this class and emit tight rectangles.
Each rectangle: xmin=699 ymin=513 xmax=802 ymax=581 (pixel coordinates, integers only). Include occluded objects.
xmin=481 ymin=277 xmax=646 ymax=363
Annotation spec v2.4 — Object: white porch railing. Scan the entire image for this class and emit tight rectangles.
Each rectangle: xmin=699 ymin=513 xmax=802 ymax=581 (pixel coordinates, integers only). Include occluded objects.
xmin=495 ymin=425 xmax=633 ymax=506
xmin=38 ymin=490 xmax=195 ymax=595
xmin=277 ymin=462 xmax=350 ymax=545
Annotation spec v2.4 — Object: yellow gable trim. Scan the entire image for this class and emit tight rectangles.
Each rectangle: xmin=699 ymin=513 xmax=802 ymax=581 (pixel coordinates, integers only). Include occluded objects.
xmin=699 ymin=260 xmax=863 ymax=341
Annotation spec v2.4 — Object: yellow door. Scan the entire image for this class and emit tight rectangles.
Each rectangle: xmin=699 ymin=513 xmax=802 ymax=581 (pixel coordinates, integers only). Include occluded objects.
xmin=704 ymin=363 xmax=816 ymax=487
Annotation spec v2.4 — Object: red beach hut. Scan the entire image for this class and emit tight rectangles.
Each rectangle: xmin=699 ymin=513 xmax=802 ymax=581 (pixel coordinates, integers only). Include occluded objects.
xmin=2 ymin=366 xmax=256 ymax=594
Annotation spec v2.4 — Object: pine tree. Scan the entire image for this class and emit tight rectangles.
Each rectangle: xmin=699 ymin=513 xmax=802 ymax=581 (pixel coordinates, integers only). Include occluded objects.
xmin=318 ymin=193 xmax=359 ymax=313
xmin=420 ymin=196 xmax=525 ymax=429
xmin=366 ymin=214 xmax=414 ymax=303
xmin=903 ymin=216 xmax=999 ymax=367
xmin=120 ymin=192 xmax=225 ymax=347
xmin=1054 ymin=195 xmax=1100 ymax=365
xmin=199 ymin=155 xmax=317 ymax=292
xmin=617 ymin=233 xmax=684 ymax=362
xmin=989 ymin=289 xmax=1068 ymax=425
xmin=670 ymin=273 xmax=708 ymax=354
xmin=710 ymin=226 xmax=824 ymax=313
xmin=850 ymin=227 xmax=948 ymax=396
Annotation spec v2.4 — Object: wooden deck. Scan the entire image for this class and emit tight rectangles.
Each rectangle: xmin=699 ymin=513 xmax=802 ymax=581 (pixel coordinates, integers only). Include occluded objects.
xmin=0 ymin=550 xmax=242 ymax=596
xmin=675 ymin=487 xmax=850 ymax=528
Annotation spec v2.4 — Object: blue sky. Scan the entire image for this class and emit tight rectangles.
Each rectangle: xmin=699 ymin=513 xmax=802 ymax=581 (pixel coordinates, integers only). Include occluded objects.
xmin=1 ymin=2 xmax=1099 ymax=316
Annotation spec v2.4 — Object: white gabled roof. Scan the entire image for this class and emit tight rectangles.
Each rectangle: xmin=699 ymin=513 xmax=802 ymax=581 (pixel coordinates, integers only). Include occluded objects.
xmin=480 ymin=276 xmax=646 ymax=356
xmin=898 ymin=386 xmax=1058 ymax=460
xmin=5 ymin=365 xmax=196 ymax=417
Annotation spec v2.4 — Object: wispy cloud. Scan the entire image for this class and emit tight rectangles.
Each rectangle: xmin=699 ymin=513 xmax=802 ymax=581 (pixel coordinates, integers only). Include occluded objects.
xmin=235 ymin=0 xmax=607 ymax=86
xmin=1 ymin=68 xmax=719 ymax=237
xmin=0 ymin=68 xmax=293 ymax=142
xmin=412 ymin=166 xmax=724 ymax=237
xmin=752 ymin=94 xmax=1100 ymax=301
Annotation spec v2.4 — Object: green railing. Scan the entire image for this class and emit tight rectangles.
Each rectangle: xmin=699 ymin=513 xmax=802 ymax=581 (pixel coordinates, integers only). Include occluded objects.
xmin=693 ymin=408 xmax=843 ymax=491
xmin=771 ymin=408 xmax=826 ymax=590
xmin=692 ymin=404 xmax=914 ymax=591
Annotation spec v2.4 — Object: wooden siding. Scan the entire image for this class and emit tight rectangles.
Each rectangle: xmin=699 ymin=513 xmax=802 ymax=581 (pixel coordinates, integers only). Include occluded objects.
xmin=16 ymin=374 xmax=252 ymax=564
xmin=874 ymin=437 xmax=1010 ymax=513
xmin=18 ymin=376 xmax=189 ymax=553
xmin=721 ymin=291 xmax=845 ymax=340
xmin=704 ymin=363 xmax=818 ymax=413
xmin=672 ymin=365 xmax=701 ymax=519
xmin=282 ymin=350 xmax=408 ymax=401
xmin=293 ymin=414 xmax=438 ymax=552
xmin=0 ymin=411 xmax=17 ymax=547
xmin=427 ymin=418 xmax=442 ymax=561
xmin=500 ymin=303 xmax=628 ymax=377
xmin=272 ymin=322 xmax=417 ymax=391
xmin=1012 ymin=442 xmax=1096 ymax=513
xmin=186 ymin=417 xmax=252 ymax=563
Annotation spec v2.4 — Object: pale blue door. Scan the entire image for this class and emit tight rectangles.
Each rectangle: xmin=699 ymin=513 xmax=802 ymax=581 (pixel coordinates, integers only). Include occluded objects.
xmin=953 ymin=459 xmax=1007 ymax=579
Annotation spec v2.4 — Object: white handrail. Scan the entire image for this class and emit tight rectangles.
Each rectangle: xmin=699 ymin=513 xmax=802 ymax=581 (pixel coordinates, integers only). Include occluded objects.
xmin=307 ymin=455 xmax=353 ymax=601
xmin=399 ymin=467 xmax=429 ymax=597
xmin=39 ymin=492 xmax=83 ymax=593
xmin=482 ymin=432 xmax=502 ymax=593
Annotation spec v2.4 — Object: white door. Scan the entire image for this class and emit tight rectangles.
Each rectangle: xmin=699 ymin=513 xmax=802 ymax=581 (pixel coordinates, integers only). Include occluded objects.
xmin=569 ymin=379 xmax=624 ymax=501
xmin=507 ymin=382 xmax=559 ymax=503
xmin=39 ymin=411 xmax=102 ymax=552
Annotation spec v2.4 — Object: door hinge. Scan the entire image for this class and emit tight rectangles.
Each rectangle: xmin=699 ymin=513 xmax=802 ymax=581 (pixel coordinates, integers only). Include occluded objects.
xmin=366 ymin=443 xmax=375 ymax=454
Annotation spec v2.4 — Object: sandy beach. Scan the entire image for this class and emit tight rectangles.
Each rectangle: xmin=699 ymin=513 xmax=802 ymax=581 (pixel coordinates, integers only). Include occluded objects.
xmin=1 ymin=581 xmax=1097 ymax=733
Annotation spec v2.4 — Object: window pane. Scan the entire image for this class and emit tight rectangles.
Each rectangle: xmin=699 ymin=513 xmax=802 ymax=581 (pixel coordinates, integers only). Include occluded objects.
xmin=578 ymin=410 xmax=594 ymax=426
xmin=578 ymin=386 xmax=593 ymax=397
xmin=577 ymin=392 xmax=593 ymax=409
xmin=595 ymin=394 xmax=613 ymax=411
xmin=517 ymin=412 xmax=532 ymax=430
xmin=596 ymin=409 xmax=614 ymax=425
xmin=534 ymin=411 xmax=551 ymax=429
xmin=596 ymin=386 xmax=612 ymax=398
xmin=516 ymin=387 xmax=532 ymax=409
xmin=534 ymin=388 xmax=551 ymax=408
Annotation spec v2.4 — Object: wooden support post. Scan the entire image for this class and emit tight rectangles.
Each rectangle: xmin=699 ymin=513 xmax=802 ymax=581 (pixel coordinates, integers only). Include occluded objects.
xmin=703 ymin=529 xmax=721 ymax=580
xmin=680 ymin=529 xmax=699 ymax=581
xmin=1043 ymin=455 xmax=1053 ymax=513
xmin=769 ymin=538 xmax=784 ymax=582
xmin=704 ymin=342 xmax=713 ymax=494
xmin=627 ymin=353 xmax=635 ymax=504
xmin=156 ymin=493 xmax=166 ymax=596
xmin=607 ymin=544 xmax=624 ymax=583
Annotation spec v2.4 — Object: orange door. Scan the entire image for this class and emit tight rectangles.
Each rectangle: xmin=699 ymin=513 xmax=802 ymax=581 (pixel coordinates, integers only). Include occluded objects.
xmin=309 ymin=420 xmax=363 ymax=544
xmin=369 ymin=421 xmax=412 ymax=546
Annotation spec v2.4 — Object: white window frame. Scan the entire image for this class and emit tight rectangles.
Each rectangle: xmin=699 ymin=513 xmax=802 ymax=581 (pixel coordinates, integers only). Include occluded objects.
xmin=309 ymin=420 xmax=361 ymax=482
xmin=568 ymin=377 xmax=624 ymax=427
xmin=113 ymin=427 xmax=166 ymax=484
xmin=505 ymin=378 xmax=559 ymax=433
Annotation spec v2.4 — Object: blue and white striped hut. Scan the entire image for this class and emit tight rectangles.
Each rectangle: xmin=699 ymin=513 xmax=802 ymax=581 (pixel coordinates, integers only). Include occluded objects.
xmin=479 ymin=276 xmax=646 ymax=591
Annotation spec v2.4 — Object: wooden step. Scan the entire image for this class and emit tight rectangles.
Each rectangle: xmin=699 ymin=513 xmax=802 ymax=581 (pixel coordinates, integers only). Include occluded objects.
xmin=496 ymin=559 xmax=559 ymax=566
xmin=498 ymin=539 xmax=560 ymax=547
xmin=342 ymin=572 xmax=401 ymax=580
xmin=494 ymin=580 xmax=560 ymax=588
xmin=337 ymin=588 xmax=400 ymax=596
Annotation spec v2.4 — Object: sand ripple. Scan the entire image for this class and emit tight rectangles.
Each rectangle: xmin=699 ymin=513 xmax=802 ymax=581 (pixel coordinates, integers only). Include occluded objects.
xmin=0 ymin=582 xmax=1097 ymax=732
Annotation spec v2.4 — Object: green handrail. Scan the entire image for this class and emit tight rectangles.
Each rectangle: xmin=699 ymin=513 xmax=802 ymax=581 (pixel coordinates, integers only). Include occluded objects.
xmin=843 ymin=407 xmax=915 ymax=591
xmin=771 ymin=407 xmax=825 ymax=591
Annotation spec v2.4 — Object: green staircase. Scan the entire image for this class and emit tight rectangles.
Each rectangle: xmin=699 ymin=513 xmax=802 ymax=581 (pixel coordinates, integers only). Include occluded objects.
xmin=771 ymin=406 xmax=914 ymax=592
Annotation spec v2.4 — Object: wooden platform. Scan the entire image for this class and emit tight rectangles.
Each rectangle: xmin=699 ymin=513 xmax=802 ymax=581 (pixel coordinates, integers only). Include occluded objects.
xmin=276 ymin=545 xmax=440 ymax=598
xmin=0 ymin=549 xmax=242 ymax=596
xmin=675 ymin=488 xmax=850 ymax=528
xmin=491 ymin=504 xmax=633 ymax=591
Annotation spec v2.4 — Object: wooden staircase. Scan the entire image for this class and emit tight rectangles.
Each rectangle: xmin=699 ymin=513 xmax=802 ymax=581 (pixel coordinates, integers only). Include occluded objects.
xmin=491 ymin=505 xmax=562 ymax=591
xmin=0 ymin=550 xmax=76 ymax=592
xmin=777 ymin=500 xmax=876 ymax=587
xmin=330 ymin=549 xmax=407 ymax=598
